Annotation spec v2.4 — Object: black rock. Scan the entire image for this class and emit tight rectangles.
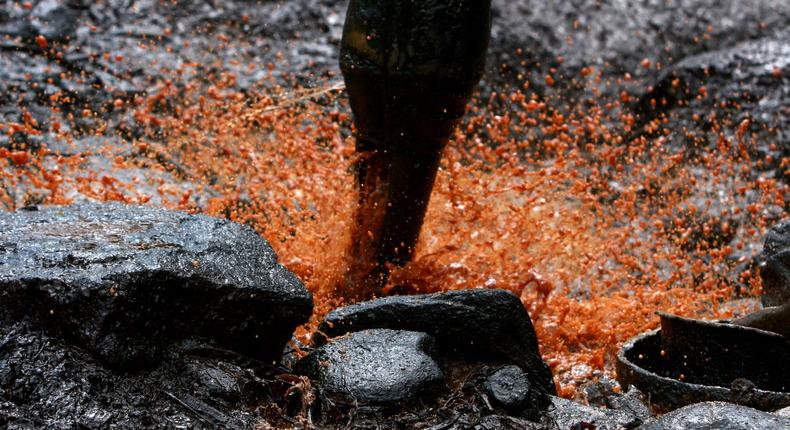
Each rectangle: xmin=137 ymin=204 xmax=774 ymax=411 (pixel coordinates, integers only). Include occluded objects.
xmin=547 ymin=396 xmax=645 ymax=430
xmin=607 ymin=388 xmax=654 ymax=427
xmin=761 ymin=219 xmax=790 ymax=306
xmin=315 ymin=289 xmax=555 ymax=395
xmin=294 ymin=329 xmax=445 ymax=407
xmin=639 ymin=34 xmax=789 ymax=158
xmin=186 ymin=361 xmax=244 ymax=403
xmin=488 ymin=0 xmax=789 ymax=94
xmin=472 ymin=415 xmax=543 ymax=430
xmin=636 ymin=401 xmax=790 ymax=430
xmin=484 ymin=365 xmax=534 ymax=415
xmin=643 ymin=34 xmax=789 ymax=108
xmin=582 ymin=375 xmax=622 ymax=408
xmin=0 ymin=203 xmax=312 ymax=370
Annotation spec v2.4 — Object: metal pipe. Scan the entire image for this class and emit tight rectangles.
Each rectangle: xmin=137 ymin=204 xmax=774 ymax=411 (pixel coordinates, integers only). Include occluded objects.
xmin=340 ymin=0 xmax=492 ymax=299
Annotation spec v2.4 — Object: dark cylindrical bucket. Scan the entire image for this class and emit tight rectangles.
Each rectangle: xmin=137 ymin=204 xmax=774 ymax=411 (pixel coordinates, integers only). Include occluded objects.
xmin=617 ymin=324 xmax=790 ymax=412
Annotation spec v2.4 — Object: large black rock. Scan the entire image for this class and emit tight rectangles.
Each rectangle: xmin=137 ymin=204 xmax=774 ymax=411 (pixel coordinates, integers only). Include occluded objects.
xmin=638 ymin=33 xmax=789 ymax=161
xmin=0 ymin=203 xmax=312 ymax=370
xmin=760 ymin=219 xmax=790 ymax=306
xmin=636 ymin=401 xmax=790 ymax=430
xmin=315 ymin=289 xmax=555 ymax=395
xmin=295 ymin=329 xmax=445 ymax=407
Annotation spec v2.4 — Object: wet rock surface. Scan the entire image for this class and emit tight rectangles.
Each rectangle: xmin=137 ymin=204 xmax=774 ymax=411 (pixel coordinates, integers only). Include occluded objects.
xmin=760 ymin=219 xmax=790 ymax=306
xmin=293 ymin=360 xmax=556 ymax=428
xmin=0 ymin=204 xmax=569 ymax=429
xmin=637 ymin=31 xmax=790 ymax=173
xmin=3 ymin=0 xmax=785 ymax=140
xmin=0 ymin=0 xmax=347 ymax=208
xmin=623 ymin=27 xmax=790 ymax=301
xmin=636 ymin=401 xmax=790 ymax=430
xmin=0 ymin=0 xmax=345 ymax=122
xmin=548 ymin=396 xmax=648 ymax=430
xmin=0 ymin=203 xmax=312 ymax=369
xmin=608 ymin=388 xmax=655 ymax=427
xmin=316 ymin=289 xmax=555 ymax=395
xmin=295 ymin=329 xmax=445 ymax=407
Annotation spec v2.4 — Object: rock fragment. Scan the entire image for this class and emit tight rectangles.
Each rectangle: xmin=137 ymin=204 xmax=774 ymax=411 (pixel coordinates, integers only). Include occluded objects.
xmin=636 ymin=401 xmax=790 ymax=430
xmin=295 ymin=329 xmax=445 ymax=407
xmin=548 ymin=396 xmax=645 ymax=430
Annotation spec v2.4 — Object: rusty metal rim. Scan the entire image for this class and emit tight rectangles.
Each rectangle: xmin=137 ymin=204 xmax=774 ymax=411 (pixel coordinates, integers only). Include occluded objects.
xmin=660 ymin=312 xmax=790 ymax=341
xmin=617 ymin=329 xmax=727 ymax=393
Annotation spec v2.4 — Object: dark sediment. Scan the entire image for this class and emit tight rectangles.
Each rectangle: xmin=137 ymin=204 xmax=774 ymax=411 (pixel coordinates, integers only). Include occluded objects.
xmin=0 ymin=203 xmax=314 ymax=428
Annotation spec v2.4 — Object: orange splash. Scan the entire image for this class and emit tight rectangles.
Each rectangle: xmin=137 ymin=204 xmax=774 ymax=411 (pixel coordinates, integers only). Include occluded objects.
xmin=1 ymin=54 xmax=785 ymax=401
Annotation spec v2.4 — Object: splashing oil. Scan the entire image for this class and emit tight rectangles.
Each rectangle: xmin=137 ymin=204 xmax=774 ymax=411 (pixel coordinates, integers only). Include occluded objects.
xmin=1 ymin=47 xmax=786 ymax=400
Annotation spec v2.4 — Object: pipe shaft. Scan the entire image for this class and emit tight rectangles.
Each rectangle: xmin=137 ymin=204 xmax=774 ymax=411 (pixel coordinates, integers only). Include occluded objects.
xmin=340 ymin=0 xmax=492 ymax=299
